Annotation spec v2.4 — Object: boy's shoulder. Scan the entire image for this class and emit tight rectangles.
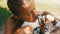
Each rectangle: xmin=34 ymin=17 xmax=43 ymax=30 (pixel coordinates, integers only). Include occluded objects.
xmin=6 ymin=14 xmax=24 ymax=24
xmin=6 ymin=14 xmax=20 ymax=23
xmin=6 ymin=15 xmax=15 ymax=23
xmin=7 ymin=14 xmax=19 ymax=21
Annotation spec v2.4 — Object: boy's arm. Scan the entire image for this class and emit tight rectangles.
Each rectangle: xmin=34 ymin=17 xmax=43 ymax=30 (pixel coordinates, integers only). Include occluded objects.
xmin=5 ymin=15 xmax=16 ymax=34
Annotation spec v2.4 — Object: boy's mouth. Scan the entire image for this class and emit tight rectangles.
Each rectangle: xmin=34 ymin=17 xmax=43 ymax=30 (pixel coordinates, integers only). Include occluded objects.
xmin=35 ymin=16 xmax=38 ymax=19
xmin=33 ymin=16 xmax=38 ymax=21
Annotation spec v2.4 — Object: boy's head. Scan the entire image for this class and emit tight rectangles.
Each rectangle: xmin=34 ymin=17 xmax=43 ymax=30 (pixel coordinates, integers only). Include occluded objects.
xmin=7 ymin=0 xmax=35 ymax=15
xmin=7 ymin=0 xmax=37 ymax=22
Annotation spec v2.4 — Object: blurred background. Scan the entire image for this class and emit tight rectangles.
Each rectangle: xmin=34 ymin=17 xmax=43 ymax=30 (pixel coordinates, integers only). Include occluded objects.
xmin=0 ymin=0 xmax=60 ymax=34
xmin=0 ymin=0 xmax=12 ymax=34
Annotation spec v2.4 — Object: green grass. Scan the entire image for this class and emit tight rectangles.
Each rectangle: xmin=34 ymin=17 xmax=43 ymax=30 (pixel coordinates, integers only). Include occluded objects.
xmin=0 ymin=7 xmax=12 ymax=27
xmin=0 ymin=0 xmax=11 ymax=27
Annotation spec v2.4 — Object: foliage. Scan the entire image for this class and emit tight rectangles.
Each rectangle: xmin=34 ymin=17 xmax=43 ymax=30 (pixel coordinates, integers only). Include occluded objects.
xmin=0 ymin=7 xmax=12 ymax=27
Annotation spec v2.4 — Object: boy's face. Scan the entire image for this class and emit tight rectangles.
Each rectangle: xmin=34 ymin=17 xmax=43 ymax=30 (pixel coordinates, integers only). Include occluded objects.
xmin=16 ymin=0 xmax=37 ymax=22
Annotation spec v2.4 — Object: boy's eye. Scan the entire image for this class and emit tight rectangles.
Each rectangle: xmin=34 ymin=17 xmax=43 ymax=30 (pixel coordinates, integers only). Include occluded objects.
xmin=27 ymin=11 xmax=33 ymax=16
xmin=27 ymin=13 xmax=32 ymax=16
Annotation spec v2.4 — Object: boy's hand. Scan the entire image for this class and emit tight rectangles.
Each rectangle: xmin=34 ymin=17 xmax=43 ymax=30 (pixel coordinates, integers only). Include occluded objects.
xmin=14 ymin=26 xmax=33 ymax=34
xmin=46 ymin=15 xmax=55 ymax=22
xmin=41 ymin=11 xmax=55 ymax=23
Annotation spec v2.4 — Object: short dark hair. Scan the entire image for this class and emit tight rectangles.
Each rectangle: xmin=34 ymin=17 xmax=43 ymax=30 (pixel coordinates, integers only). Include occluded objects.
xmin=7 ymin=0 xmax=23 ymax=15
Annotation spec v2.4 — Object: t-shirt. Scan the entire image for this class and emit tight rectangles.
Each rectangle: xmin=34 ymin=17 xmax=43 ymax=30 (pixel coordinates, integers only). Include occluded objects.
xmin=21 ymin=15 xmax=42 ymax=34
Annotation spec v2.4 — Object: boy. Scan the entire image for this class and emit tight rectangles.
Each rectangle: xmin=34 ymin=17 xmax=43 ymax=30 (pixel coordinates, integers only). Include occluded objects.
xmin=5 ymin=0 xmax=60 ymax=34
xmin=5 ymin=0 xmax=38 ymax=34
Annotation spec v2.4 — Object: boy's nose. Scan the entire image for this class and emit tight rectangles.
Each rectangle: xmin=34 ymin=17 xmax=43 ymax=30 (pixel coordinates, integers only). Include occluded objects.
xmin=32 ymin=10 xmax=38 ymax=18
